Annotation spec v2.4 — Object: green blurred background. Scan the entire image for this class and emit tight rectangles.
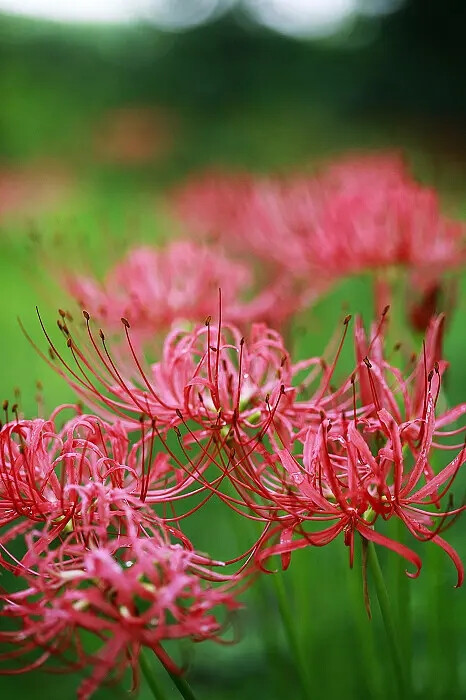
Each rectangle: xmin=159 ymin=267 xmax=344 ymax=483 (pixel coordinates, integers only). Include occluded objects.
xmin=0 ymin=1 xmax=465 ymax=698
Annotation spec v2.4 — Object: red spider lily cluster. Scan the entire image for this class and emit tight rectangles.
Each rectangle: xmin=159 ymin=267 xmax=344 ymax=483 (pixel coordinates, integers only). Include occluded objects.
xmin=0 ymin=406 xmax=242 ymax=697
xmin=1 ymin=152 xmax=465 ymax=698
xmin=174 ymin=152 xmax=466 ymax=326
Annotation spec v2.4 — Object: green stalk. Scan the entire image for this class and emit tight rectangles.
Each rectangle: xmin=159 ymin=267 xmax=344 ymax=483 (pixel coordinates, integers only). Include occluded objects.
xmin=272 ymin=571 xmax=313 ymax=700
xmin=167 ymin=670 xmax=198 ymax=700
xmin=394 ymin=519 xmax=412 ymax=685
xmin=346 ymin=542 xmax=384 ymax=698
xmin=140 ymin=649 xmax=169 ymax=700
xmin=367 ymin=541 xmax=407 ymax=698
xmin=140 ymin=649 xmax=199 ymax=700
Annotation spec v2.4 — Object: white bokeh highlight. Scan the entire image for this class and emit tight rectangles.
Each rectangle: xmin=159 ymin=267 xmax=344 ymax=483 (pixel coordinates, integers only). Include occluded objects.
xmin=0 ymin=0 xmax=360 ymax=35
xmin=249 ymin=0 xmax=359 ymax=37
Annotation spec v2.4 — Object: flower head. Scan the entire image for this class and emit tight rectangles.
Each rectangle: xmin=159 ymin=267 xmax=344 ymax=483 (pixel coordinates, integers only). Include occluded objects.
xmin=216 ymin=320 xmax=465 ymax=585
xmin=0 ymin=509 xmax=240 ymax=699
xmin=66 ymin=241 xmax=296 ymax=343
xmin=173 ymin=154 xmax=466 ymax=317
xmin=38 ymin=306 xmax=359 ymax=457
xmin=0 ymin=405 xmax=209 ymax=571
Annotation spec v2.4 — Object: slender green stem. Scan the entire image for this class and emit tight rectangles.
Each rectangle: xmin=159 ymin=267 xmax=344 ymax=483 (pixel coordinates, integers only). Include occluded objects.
xmin=345 ymin=543 xmax=384 ymax=698
xmin=272 ymin=572 xmax=313 ymax=700
xmin=167 ymin=669 xmax=198 ymax=700
xmin=367 ymin=541 xmax=407 ymax=698
xmin=395 ymin=519 xmax=412 ymax=684
xmin=140 ymin=649 xmax=169 ymax=700
xmin=140 ymin=649 xmax=199 ymax=700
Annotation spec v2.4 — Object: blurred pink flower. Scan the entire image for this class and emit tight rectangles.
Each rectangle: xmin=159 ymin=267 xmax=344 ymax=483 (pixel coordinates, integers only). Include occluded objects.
xmin=173 ymin=154 xmax=466 ymax=315
xmin=93 ymin=106 xmax=175 ymax=165
xmin=0 ymin=161 xmax=72 ymax=221
xmin=66 ymin=241 xmax=296 ymax=341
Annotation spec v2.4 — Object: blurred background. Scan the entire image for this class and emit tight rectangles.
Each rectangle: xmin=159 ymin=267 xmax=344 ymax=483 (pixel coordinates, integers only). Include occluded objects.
xmin=0 ymin=1 xmax=465 ymax=698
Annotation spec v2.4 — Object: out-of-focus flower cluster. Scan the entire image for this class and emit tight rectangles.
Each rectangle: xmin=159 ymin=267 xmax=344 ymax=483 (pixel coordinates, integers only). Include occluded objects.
xmin=0 ymin=161 xmax=72 ymax=222
xmin=174 ymin=153 xmax=466 ymax=327
xmin=1 ymin=152 xmax=465 ymax=698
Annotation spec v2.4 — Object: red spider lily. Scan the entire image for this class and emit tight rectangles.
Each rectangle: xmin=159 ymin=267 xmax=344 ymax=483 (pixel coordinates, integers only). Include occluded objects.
xmin=195 ymin=314 xmax=465 ymax=583
xmin=66 ymin=241 xmax=297 ymax=343
xmin=31 ymin=306 xmax=359 ymax=454
xmin=0 ymin=407 xmax=131 ymax=561
xmin=223 ymin=387 xmax=465 ymax=586
xmin=353 ymin=313 xmax=466 ymax=452
xmin=173 ymin=170 xmax=255 ymax=245
xmin=0 ymin=509 xmax=241 ymax=699
xmin=0 ymin=406 xmax=214 ymax=571
xmin=173 ymin=154 xmax=466 ymax=315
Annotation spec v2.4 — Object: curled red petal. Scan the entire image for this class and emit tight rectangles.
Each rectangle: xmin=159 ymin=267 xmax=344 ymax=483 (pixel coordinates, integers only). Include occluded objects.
xmin=357 ymin=522 xmax=422 ymax=579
